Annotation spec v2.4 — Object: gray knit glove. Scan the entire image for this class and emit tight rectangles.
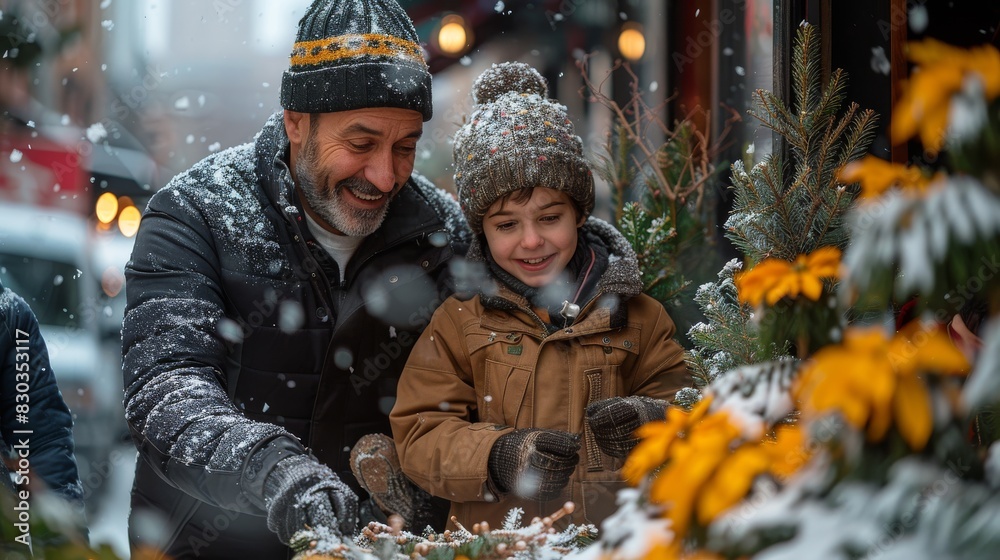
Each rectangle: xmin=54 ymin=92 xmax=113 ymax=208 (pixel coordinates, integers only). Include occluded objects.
xmin=263 ymin=454 xmax=359 ymax=544
xmin=488 ymin=428 xmax=580 ymax=501
xmin=585 ymin=396 xmax=668 ymax=458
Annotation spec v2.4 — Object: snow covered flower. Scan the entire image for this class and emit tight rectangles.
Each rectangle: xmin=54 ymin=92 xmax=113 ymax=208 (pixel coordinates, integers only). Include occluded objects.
xmin=795 ymin=322 xmax=971 ymax=450
xmin=838 ymin=154 xmax=940 ymax=199
xmin=890 ymin=39 xmax=1000 ymax=154
xmin=623 ymin=396 xmax=713 ymax=484
xmin=735 ymin=247 xmax=842 ymax=307
xmin=640 ymin=413 xmax=809 ymax=539
xmin=649 ymin=411 xmax=742 ymax=537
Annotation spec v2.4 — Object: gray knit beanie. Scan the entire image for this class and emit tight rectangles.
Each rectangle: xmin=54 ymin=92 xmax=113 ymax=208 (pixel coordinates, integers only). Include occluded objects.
xmin=280 ymin=0 xmax=433 ymax=121
xmin=454 ymin=62 xmax=594 ymax=233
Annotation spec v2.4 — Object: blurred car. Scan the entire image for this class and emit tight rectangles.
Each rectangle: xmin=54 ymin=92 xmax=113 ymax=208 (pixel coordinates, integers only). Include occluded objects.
xmin=0 ymin=202 xmax=125 ymax=507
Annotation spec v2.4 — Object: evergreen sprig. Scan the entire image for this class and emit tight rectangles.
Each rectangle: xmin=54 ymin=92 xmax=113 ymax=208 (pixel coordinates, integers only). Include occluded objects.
xmin=686 ymin=259 xmax=779 ymax=386
xmin=726 ymin=23 xmax=878 ymax=264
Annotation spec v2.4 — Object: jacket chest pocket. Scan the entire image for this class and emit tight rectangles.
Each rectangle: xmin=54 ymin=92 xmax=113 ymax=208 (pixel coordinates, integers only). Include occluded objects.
xmin=577 ymin=327 xmax=641 ymax=392
xmin=481 ymin=359 xmax=533 ymax=427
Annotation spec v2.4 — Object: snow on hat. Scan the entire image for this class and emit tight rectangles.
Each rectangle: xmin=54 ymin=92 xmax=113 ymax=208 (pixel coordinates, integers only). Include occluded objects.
xmin=280 ymin=0 xmax=433 ymax=121
xmin=454 ymin=62 xmax=595 ymax=234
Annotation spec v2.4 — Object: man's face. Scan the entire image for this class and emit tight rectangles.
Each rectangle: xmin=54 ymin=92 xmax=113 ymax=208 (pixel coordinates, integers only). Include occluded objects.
xmin=288 ymin=108 xmax=423 ymax=236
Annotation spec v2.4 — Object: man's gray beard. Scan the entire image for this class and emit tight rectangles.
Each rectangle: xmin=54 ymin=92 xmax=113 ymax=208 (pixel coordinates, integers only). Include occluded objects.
xmin=295 ymin=140 xmax=392 ymax=237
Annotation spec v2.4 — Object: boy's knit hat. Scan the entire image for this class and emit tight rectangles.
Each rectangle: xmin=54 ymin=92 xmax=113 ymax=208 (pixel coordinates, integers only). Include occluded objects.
xmin=280 ymin=0 xmax=433 ymax=121
xmin=453 ymin=62 xmax=594 ymax=233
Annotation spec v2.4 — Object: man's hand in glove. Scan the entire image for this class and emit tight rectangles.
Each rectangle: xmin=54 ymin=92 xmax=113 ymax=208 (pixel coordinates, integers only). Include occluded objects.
xmin=488 ymin=428 xmax=580 ymax=501
xmin=585 ymin=396 xmax=667 ymax=458
xmin=263 ymin=454 xmax=359 ymax=544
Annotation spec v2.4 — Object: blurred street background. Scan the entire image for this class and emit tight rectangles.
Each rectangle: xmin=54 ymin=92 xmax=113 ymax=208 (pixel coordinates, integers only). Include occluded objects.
xmin=3 ymin=0 xmax=994 ymax=556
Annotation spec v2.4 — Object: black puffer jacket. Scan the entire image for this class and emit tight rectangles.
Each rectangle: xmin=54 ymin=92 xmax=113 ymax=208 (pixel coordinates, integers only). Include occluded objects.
xmin=123 ymin=112 xmax=468 ymax=558
xmin=0 ymin=280 xmax=84 ymax=510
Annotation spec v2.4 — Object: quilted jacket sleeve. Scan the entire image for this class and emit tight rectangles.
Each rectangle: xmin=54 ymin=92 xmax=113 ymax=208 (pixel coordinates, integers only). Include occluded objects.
xmin=122 ymin=182 xmax=302 ymax=515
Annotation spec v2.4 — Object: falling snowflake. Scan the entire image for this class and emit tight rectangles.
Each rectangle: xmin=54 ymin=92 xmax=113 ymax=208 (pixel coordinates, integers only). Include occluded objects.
xmin=494 ymin=1 xmax=505 ymax=13
xmin=9 ymin=149 xmax=22 ymax=163
xmin=870 ymin=46 xmax=890 ymax=75
xmin=101 ymin=19 xmax=114 ymax=31
xmin=86 ymin=122 xmax=108 ymax=143
xmin=909 ymin=4 xmax=929 ymax=33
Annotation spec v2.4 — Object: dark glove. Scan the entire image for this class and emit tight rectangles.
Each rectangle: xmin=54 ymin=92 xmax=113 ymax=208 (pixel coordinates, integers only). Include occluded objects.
xmin=350 ymin=433 xmax=417 ymax=527
xmin=488 ymin=428 xmax=580 ymax=501
xmin=263 ymin=454 xmax=359 ymax=544
xmin=585 ymin=396 xmax=668 ymax=458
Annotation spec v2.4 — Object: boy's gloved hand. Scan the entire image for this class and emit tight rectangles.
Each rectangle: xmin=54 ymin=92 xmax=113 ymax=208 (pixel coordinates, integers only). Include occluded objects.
xmin=487 ymin=428 xmax=580 ymax=501
xmin=585 ymin=396 xmax=668 ymax=458
xmin=263 ymin=454 xmax=359 ymax=544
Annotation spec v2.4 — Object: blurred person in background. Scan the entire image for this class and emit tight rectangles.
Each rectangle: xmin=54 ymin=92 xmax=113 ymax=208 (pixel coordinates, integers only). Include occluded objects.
xmin=120 ymin=0 xmax=467 ymax=557
xmin=1 ymin=277 xmax=87 ymax=547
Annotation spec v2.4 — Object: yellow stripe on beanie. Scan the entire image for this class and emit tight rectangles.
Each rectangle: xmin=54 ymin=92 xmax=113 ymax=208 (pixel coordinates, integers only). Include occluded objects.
xmin=290 ymin=33 xmax=426 ymax=68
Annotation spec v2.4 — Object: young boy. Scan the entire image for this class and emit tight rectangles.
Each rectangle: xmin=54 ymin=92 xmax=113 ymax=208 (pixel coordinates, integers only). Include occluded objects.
xmin=386 ymin=62 xmax=690 ymax=528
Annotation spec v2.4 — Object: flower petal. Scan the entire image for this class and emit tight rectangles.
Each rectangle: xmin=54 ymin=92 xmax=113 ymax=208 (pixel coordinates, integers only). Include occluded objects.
xmin=893 ymin=375 xmax=933 ymax=451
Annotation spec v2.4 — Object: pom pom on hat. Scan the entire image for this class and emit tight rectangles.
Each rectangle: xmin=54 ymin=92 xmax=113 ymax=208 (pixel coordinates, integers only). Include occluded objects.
xmin=472 ymin=62 xmax=549 ymax=104
xmin=454 ymin=62 xmax=594 ymax=234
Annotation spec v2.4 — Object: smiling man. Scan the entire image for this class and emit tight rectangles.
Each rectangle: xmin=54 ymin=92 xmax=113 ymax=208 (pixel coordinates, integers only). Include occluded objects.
xmin=121 ymin=1 xmax=468 ymax=558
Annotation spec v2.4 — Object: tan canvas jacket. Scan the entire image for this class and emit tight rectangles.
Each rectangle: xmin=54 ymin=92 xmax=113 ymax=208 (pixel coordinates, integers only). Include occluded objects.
xmin=390 ymin=218 xmax=690 ymax=529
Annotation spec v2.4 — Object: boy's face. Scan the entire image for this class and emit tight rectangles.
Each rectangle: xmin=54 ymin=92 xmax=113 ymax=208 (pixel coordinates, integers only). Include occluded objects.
xmin=482 ymin=188 xmax=583 ymax=288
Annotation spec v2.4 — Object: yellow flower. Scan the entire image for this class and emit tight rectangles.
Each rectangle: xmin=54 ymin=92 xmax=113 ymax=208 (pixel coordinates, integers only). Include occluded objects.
xmin=891 ymin=40 xmax=1000 ymax=154
xmin=735 ymin=247 xmax=842 ymax=307
xmin=765 ymin=424 xmax=810 ymax=480
xmin=649 ymin=413 xmax=741 ymax=538
xmin=623 ymin=397 xmax=712 ymax=484
xmin=838 ymin=155 xmax=940 ymax=199
xmin=696 ymin=444 xmax=770 ymax=525
xmin=795 ymin=323 xmax=971 ymax=450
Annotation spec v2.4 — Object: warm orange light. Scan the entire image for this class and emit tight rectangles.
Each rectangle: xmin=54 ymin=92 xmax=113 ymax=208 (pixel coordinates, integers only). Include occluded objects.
xmin=618 ymin=23 xmax=646 ymax=61
xmin=437 ymin=15 xmax=470 ymax=56
xmin=118 ymin=205 xmax=141 ymax=237
xmin=96 ymin=192 xmax=119 ymax=224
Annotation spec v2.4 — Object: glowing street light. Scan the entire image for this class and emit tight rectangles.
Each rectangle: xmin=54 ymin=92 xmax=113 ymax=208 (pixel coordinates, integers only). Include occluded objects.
xmin=96 ymin=192 xmax=119 ymax=224
xmin=118 ymin=205 xmax=142 ymax=238
xmin=618 ymin=23 xmax=646 ymax=61
xmin=436 ymin=14 xmax=471 ymax=56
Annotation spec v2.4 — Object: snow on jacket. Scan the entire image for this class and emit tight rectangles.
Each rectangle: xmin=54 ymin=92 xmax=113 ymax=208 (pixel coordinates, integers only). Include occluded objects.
xmin=0 ymin=280 xmax=85 ymax=509
xmin=390 ymin=218 xmax=690 ymax=528
xmin=122 ymin=112 xmax=469 ymax=558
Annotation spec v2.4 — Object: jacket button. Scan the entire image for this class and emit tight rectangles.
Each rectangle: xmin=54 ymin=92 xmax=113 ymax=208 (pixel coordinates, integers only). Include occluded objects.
xmin=389 ymin=275 xmax=399 ymax=283
xmin=316 ymin=308 xmax=328 ymax=320
xmin=421 ymin=260 xmax=430 ymax=268
xmin=603 ymin=347 xmax=612 ymax=354
xmin=602 ymin=336 xmax=611 ymax=344
xmin=565 ymin=328 xmax=573 ymax=334
xmin=623 ymin=340 xmax=632 ymax=349
xmin=293 ymin=235 xmax=300 ymax=242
